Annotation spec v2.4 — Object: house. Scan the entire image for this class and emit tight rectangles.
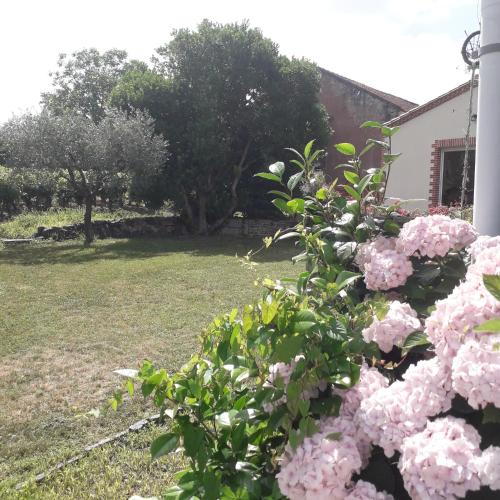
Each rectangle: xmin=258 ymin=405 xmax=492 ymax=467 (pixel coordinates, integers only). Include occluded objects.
xmin=318 ymin=68 xmax=417 ymax=176
xmin=385 ymin=80 xmax=478 ymax=211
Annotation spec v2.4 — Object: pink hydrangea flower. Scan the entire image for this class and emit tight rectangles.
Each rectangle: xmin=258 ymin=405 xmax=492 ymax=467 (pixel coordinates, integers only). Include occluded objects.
xmin=345 ymin=480 xmax=394 ymax=499
xmin=356 ymin=237 xmax=413 ymax=291
xmin=468 ymin=235 xmax=500 ymax=262
xmin=362 ymin=301 xmax=421 ymax=353
xmin=452 ymin=334 xmax=500 ymax=409
xmin=355 ymin=236 xmax=398 ymax=269
xmin=356 ymin=357 xmax=453 ymax=457
xmin=425 ymin=270 xmax=500 ymax=366
xmin=399 ymin=416 xmax=482 ymax=499
xmin=332 ymin=363 xmax=389 ymax=418
xmin=475 ymin=446 xmax=500 ymax=491
xmin=277 ymin=417 xmax=362 ymax=500
xmin=363 ymin=249 xmax=414 ymax=291
xmin=396 ymin=215 xmax=477 ymax=258
xmin=466 ymin=246 xmax=500 ymax=282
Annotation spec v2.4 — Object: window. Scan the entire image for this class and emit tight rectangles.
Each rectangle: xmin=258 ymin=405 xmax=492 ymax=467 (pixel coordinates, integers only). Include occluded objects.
xmin=441 ymin=149 xmax=475 ymax=205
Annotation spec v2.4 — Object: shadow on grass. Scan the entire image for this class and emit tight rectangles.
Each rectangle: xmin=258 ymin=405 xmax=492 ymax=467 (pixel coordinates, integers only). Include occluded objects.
xmin=0 ymin=236 xmax=296 ymax=266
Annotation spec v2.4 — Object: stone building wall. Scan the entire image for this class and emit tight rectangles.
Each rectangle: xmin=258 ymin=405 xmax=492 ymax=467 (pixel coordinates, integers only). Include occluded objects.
xmin=318 ymin=69 xmax=416 ymax=177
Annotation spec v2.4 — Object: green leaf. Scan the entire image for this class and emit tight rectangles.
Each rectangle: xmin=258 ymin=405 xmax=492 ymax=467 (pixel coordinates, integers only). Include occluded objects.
xmin=151 ymin=433 xmax=179 ymax=459
xmin=304 ymin=140 xmax=315 ymax=159
xmin=484 ymin=275 xmax=500 ymax=301
xmin=126 ymin=378 xmax=134 ymax=397
xmin=337 ymin=242 xmax=357 ymax=261
xmin=358 ymin=142 xmax=375 ymax=158
xmin=269 ymin=161 xmax=285 ymax=178
xmin=357 ymin=174 xmax=373 ymax=195
xmin=286 ymin=198 xmax=305 ymax=214
xmin=383 ymin=153 xmax=401 ymax=163
xmin=188 ymin=379 xmax=202 ymax=398
xmin=231 ymin=421 xmax=247 ymax=452
xmin=277 ymin=231 xmax=300 ymax=241
xmin=415 ymin=265 xmax=441 ymax=284
xmin=401 ymin=331 xmax=430 ymax=354
xmin=335 ymin=271 xmax=361 ymax=289
xmin=268 ymin=189 xmax=291 ymax=200
xmin=272 ymin=198 xmax=292 ymax=214
xmin=367 ymin=138 xmax=390 ymax=150
xmin=287 ymin=171 xmax=304 ymax=192
xmin=474 ymin=318 xmax=500 ymax=333
xmin=216 ymin=409 xmax=239 ymax=428
xmin=288 ymin=428 xmax=302 ymax=449
xmin=294 ymin=310 xmax=316 ymax=322
xmin=343 ymin=171 xmax=359 ymax=184
xmin=298 ymin=399 xmax=310 ymax=418
xmin=183 ymin=425 xmax=204 ymax=457
xmin=254 ymin=172 xmax=281 ymax=182
xmin=285 ymin=148 xmax=305 ymax=163
xmin=261 ymin=298 xmax=279 ymax=325
xmin=360 ymin=120 xmax=382 ymax=129
xmin=326 ymin=432 xmax=342 ymax=441
xmin=383 ymin=219 xmax=400 ymax=235
xmin=164 ymin=486 xmax=184 ymax=499
xmin=293 ymin=321 xmax=316 ymax=333
xmin=335 ymin=143 xmax=356 ymax=156
xmin=342 ymin=185 xmax=361 ymax=201
xmin=381 ymin=125 xmax=399 ymax=137
xmin=316 ymin=187 xmax=327 ymax=200
xmin=272 ymin=335 xmax=303 ymax=362
xmin=220 ymin=485 xmax=238 ymax=499
xmin=483 ymin=404 xmax=500 ymax=424
xmin=203 ymin=472 xmax=220 ymax=500
xmin=289 ymin=158 xmax=305 ymax=170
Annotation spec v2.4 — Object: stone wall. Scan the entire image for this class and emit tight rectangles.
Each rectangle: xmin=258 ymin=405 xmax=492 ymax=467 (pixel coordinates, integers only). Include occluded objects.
xmin=34 ymin=216 xmax=287 ymax=241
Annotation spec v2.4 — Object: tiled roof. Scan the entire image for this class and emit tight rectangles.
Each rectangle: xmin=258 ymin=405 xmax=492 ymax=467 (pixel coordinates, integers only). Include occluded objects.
xmin=319 ymin=67 xmax=418 ymax=113
xmin=386 ymin=78 xmax=478 ymax=126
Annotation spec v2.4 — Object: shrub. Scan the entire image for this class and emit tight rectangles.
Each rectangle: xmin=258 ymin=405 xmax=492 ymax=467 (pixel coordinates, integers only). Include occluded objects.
xmin=113 ymin=122 xmax=500 ymax=499
xmin=0 ymin=176 xmax=20 ymax=215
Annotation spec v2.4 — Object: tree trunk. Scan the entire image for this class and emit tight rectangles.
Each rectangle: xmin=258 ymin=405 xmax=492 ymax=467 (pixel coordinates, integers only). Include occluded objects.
xmin=83 ymin=194 xmax=94 ymax=245
xmin=181 ymin=189 xmax=195 ymax=231
xmin=209 ymin=140 xmax=251 ymax=233
xmin=197 ymin=193 xmax=208 ymax=235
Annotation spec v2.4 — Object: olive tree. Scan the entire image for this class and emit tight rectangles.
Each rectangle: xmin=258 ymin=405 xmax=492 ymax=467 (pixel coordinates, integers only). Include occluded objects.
xmin=41 ymin=48 xmax=146 ymax=123
xmin=1 ymin=109 xmax=167 ymax=243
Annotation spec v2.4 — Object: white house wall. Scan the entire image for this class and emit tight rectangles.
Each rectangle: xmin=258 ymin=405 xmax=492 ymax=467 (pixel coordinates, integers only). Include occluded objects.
xmin=386 ymin=90 xmax=477 ymax=211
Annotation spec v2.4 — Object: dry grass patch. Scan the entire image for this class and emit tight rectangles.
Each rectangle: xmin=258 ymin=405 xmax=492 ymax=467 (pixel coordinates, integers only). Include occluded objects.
xmin=0 ymin=237 xmax=296 ymax=497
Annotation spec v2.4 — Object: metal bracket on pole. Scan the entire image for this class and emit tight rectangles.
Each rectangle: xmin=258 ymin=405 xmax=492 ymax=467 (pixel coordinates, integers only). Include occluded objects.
xmin=480 ymin=43 xmax=500 ymax=56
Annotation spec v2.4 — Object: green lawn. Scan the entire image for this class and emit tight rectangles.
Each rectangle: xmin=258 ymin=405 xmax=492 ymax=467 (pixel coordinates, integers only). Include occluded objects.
xmin=0 ymin=237 xmax=297 ymax=499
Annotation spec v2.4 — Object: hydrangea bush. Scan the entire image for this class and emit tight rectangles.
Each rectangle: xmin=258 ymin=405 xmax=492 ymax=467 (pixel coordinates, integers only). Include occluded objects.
xmin=113 ymin=121 xmax=500 ymax=499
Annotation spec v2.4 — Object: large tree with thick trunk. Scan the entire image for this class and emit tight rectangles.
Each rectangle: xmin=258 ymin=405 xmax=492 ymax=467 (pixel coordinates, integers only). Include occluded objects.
xmin=1 ymin=109 xmax=167 ymax=244
xmin=111 ymin=20 xmax=330 ymax=234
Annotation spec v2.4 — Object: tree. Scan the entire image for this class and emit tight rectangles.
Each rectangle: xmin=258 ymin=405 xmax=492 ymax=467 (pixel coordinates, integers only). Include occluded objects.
xmin=41 ymin=48 xmax=147 ymax=123
xmin=1 ymin=110 xmax=167 ymax=244
xmin=110 ymin=69 xmax=173 ymax=208
xmin=111 ymin=20 xmax=330 ymax=233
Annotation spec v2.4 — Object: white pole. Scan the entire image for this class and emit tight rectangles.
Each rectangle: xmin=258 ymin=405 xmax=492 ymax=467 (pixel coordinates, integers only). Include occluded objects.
xmin=473 ymin=0 xmax=500 ymax=235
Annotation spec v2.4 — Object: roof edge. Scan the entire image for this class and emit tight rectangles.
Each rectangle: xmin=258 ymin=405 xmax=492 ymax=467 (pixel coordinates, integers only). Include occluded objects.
xmin=386 ymin=79 xmax=478 ymax=126
xmin=319 ymin=67 xmax=418 ymax=112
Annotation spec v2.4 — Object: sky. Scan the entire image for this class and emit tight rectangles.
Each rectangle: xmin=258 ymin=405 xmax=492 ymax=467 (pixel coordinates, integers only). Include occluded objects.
xmin=0 ymin=0 xmax=480 ymax=123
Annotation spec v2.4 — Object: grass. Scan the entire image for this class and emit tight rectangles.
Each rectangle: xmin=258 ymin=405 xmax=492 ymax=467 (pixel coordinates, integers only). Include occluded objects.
xmin=0 ymin=207 xmax=171 ymax=239
xmin=0 ymin=237 xmax=297 ymax=498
